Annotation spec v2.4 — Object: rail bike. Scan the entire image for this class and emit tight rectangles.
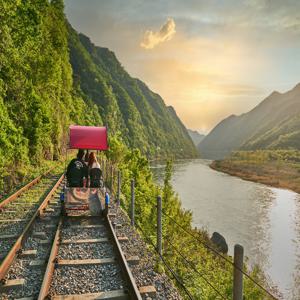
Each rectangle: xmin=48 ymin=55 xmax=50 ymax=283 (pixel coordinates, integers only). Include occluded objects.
xmin=61 ymin=125 xmax=109 ymax=216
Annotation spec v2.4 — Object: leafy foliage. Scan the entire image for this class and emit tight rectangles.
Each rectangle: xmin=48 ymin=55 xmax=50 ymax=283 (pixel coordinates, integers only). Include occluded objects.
xmin=0 ymin=0 xmax=196 ymax=194
xmin=68 ymin=29 xmax=198 ymax=158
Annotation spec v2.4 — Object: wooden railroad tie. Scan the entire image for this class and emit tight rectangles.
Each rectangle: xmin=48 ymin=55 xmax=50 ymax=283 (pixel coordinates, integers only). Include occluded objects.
xmin=45 ymin=224 xmax=57 ymax=229
xmin=29 ymin=259 xmax=45 ymax=269
xmin=126 ymin=256 xmax=140 ymax=265
xmin=139 ymin=286 xmax=157 ymax=298
xmin=57 ymin=258 xmax=116 ymax=267
xmin=0 ymin=219 xmax=29 ymax=223
xmin=0 ymin=234 xmax=19 ymax=240
xmin=0 ymin=279 xmax=25 ymax=292
xmin=61 ymin=238 xmax=109 ymax=244
xmin=37 ymin=239 xmax=52 ymax=245
xmin=1 ymin=210 xmax=17 ymax=213
xmin=67 ymin=224 xmax=105 ymax=229
xmin=32 ymin=231 xmax=48 ymax=240
xmin=117 ymin=236 xmax=129 ymax=243
xmin=52 ymin=290 xmax=129 ymax=300
xmin=40 ymin=216 xmax=52 ymax=222
xmin=11 ymin=202 xmax=34 ymax=206
xmin=19 ymin=249 xmax=37 ymax=259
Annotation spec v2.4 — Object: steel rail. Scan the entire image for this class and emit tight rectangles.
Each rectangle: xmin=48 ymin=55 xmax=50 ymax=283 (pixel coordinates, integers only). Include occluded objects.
xmin=38 ymin=218 xmax=62 ymax=300
xmin=106 ymin=215 xmax=142 ymax=300
xmin=38 ymin=214 xmax=141 ymax=300
xmin=0 ymin=167 xmax=55 ymax=209
xmin=0 ymin=173 xmax=64 ymax=280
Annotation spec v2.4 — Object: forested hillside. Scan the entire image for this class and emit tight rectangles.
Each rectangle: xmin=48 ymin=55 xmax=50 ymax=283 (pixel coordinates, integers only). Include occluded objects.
xmin=198 ymin=83 xmax=300 ymax=159
xmin=0 ymin=0 xmax=196 ymax=192
xmin=68 ymin=28 xmax=197 ymax=158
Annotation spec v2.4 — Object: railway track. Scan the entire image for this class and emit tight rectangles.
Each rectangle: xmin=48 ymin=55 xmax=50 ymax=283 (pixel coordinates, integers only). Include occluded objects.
xmin=0 ymin=171 xmax=63 ymax=266
xmin=39 ymin=212 xmax=141 ymax=299
xmin=0 ymin=176 xmax=141 ymax=299
xmin=0 ymin=172 xmax=64 ymax=299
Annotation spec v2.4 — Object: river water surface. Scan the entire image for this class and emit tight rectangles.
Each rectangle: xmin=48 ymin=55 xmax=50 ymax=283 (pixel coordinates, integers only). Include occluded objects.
xmin=151 ymin=159 xmax=300 ymax=299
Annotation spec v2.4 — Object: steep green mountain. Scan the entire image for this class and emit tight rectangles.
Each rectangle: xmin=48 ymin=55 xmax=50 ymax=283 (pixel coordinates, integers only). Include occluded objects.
xmin=68 ymin=27 xmax=197 ymax=158
xmin=198 ymin=83 xmax=300 ymax=159
xmin=0 ymin=0 xmax=102 ymax=190
xmin=0 ymin=0 xmax=196 ymax=191
xmin=187 ymin=129 xmax=205 ymax=146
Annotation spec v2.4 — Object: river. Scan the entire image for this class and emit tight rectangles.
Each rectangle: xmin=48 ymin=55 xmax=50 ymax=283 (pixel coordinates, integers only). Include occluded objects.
xmin=151 ymin=159 xmax=300 ymax=299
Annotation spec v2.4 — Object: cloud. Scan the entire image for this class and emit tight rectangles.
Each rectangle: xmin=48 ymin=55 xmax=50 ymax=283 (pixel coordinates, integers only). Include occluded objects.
xmin=140 ymin=18 xmax=176 ymax=49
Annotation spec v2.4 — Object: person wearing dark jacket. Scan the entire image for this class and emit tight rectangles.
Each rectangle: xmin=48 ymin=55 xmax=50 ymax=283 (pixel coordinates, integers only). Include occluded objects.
xmin=88 ymin=152 xmax=102 ymax=188
xmin=66 ymin=149 xmax=88 ymax=187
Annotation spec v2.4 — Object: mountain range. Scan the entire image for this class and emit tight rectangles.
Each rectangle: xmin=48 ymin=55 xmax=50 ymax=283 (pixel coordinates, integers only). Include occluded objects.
xmin=187 ymin=129 xmax=205 ymax=146
xmin=0 ymin=0 xmax=197 ymax=183
xmin=68 ymin=27 xmax=197 ymax=158
xmin=198 ymin=83 xmax=300 ymax=159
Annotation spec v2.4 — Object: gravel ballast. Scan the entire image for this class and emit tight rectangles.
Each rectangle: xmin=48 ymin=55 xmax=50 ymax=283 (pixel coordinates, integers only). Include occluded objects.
xmin=0 ymin=181 xmax=63 ymax=300
xmin=50 ymin=264 xmax=125 ymax=295
xmin=61 ymin=227 xmax=108 ymax=241
xmin=58 ymin=242 xmax=114 ymax=260
xmin=110 ymin=203 xmax=182 ymax=300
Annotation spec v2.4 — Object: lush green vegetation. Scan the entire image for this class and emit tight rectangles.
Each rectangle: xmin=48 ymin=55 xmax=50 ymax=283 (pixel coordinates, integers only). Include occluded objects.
xmin=212 ymin=150 xmax=300 ymax=194
xmin=0 ymin=0 xmax=102 ymax=193
xmin=0 ymin=1 xmax=277 ymax=297
xmin=0 ymin=0 xmax=196 ymax=195
xmin=68 ymin=27 xmax=197 ymax=158
xmin=106 ymin=139 xmax=277 ymax=299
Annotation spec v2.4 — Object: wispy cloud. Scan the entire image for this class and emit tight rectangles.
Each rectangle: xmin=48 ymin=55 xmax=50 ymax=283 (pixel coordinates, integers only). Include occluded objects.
xmin=140 ymin=18 xmax=176 ymax=49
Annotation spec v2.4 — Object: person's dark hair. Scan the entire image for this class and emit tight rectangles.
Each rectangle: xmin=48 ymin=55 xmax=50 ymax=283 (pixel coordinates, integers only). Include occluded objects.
xmin=77 ymin=149 xmax=85 ymax=160
xmin=84 ymin=150 xmax=89 ymax=162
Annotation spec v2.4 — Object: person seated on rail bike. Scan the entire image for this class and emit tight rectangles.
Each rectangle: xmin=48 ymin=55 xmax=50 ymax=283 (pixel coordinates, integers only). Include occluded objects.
xmin=66 ymin=149 xmax=88 ymax=187
xmin=88 ymin=152 xmax=103 ymax=188
xmin=84 ymin=150 xmax=89 ymax=166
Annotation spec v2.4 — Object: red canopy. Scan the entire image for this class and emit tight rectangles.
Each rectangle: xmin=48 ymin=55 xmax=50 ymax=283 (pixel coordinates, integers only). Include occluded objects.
xmin=69 ymin=125 xmax=108 ymax=150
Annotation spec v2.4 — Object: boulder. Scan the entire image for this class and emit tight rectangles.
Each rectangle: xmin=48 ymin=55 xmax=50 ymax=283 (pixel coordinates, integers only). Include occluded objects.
xmin=210 ymin=232 xmax=228 ymax=254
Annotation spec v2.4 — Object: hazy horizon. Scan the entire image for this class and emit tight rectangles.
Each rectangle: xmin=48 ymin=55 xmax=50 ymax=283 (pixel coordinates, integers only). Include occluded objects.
xmin=65 ymin=0 xmax=300 ymax=134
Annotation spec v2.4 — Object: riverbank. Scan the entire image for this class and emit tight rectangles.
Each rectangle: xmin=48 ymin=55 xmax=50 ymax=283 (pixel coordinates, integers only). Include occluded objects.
xmin=211 ymin=157 xmax=300 ymax=194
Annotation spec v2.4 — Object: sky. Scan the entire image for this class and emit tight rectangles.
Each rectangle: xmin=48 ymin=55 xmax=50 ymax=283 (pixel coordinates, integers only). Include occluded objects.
xmin=65 ymin=0 xmax=300 ymax=134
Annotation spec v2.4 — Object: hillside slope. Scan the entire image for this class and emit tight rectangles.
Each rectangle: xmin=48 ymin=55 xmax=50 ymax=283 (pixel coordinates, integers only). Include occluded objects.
xmin=68 ymin=27 xmax=197 ymax=158
xmin=187 ymin=129 xmax=205 ymax=146
xmin=0 ymin=0 xmax=196 ymax=192
xmin=198 ymin=84 xmax=300 ymax=159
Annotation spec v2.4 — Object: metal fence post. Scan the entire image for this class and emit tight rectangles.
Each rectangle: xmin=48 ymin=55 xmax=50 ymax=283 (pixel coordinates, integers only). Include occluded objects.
xmin=103 ymin=159 xmax=106 ymax=182
xmin=233 ymin=244 xmax=244 ymax=300
xmin=110 ymin=165 xmax=113 ymax=192
xmin=130 ymin=179 xmax=135 ymax=226
xmin=117 ymin=171 xmax=121 ymax=206
xmin=157 ymin=195 xmax=162 ymax=258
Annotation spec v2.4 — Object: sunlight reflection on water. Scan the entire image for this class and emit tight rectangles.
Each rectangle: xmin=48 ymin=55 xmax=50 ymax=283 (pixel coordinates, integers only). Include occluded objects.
xmin=151 ymin=159 xmax=300 ymax=299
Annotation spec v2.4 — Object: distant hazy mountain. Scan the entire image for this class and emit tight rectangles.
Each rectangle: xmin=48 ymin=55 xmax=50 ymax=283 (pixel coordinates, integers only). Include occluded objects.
xmin=198 ymin=83 xmax=300 ymax=159
xmin=188 ymin=129 xmax=205 ymax=146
